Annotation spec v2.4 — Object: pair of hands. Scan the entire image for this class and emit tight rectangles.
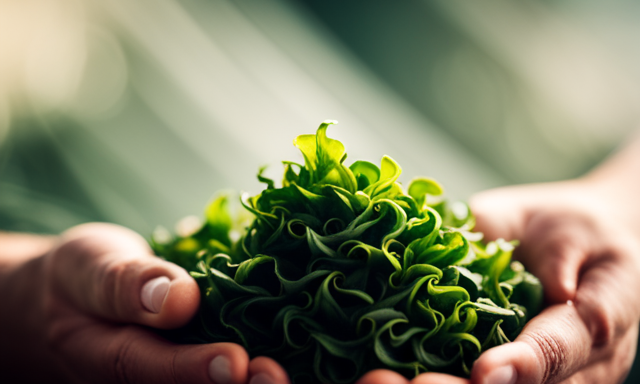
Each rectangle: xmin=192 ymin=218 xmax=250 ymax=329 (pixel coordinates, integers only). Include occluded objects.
xmin=2 ymin=180 xmax=638 ymax=384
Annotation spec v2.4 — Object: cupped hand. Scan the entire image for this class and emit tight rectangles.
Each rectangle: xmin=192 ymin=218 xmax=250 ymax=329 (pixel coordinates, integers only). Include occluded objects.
xmin=356 ymin=179 xmax=640 ymax=384
xmin=0 ymin=223 xmax=289 ymax=384
xmin=468 ymin=180 xmax=640 ymax=384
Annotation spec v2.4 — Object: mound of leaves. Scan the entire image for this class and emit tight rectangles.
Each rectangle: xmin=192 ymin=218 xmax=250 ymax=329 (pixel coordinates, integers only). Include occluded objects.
xmin=152 ymin=121 xmax=542 ymax=383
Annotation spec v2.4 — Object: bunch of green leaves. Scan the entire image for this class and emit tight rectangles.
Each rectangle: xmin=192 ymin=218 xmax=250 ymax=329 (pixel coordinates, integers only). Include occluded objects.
xmin=152 ymin=121 xmax=542 ymax=383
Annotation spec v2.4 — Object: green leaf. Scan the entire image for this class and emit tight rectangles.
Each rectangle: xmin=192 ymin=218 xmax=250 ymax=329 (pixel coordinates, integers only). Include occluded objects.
xmin=469 ymin=240 xmax=514 ymax=308
xmin=408 ymin=178 xmax=443 ymax=207
xmin=205 ymin=194 xmax=233 ymax=246
xmin=350 ymin=161 xmax=380 ymax=190
xmin=293 ymin=120 xmax=357 ymax=192
xmin=257 ymin=166 xmax=276 ymax=190
xmin=363 ymin=156 xmax=402 ymax=199
xmin=410 ymin=230 xmax=468 ymax=269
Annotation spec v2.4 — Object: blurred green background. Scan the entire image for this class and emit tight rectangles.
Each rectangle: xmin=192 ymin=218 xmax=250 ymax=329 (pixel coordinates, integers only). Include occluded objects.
xmin=1 ymin=0 xmax=639 ymax=381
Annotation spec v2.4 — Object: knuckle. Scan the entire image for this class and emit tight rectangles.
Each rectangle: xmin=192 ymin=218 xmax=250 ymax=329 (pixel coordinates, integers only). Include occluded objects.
xmin=110 ymin=332 xmax=137 ymax=384
xmin=96 ymin=260 xmax=124 ymax=315
xmin=44 ymin=317 xmax=81 ymax=354
xmin=108 ymin=329 xmax=180 ymax=384
xmin=47 ymin=238 xmax=85 ymax=275
xmin=95 ymin=258 xmax=143 ymax=318
xmin=523 ymin=330 xmax=568 ymax=383
xmin=169 ymin=349 xmax=181 ymax=384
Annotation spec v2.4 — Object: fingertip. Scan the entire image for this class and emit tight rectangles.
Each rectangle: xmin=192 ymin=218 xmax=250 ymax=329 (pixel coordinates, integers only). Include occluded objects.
xmin=535 ymin=251 xmax=581 ymax=305
xmin=471 ymin=342 xmax=539 ymax=384
xmin=146 ymin=271 xmax=200 ymax=329
xmin=469 ymin=191 xmax=523 ymax=241
xmin=538 ymin=275 xmax=577 ymax=305
xmin=356 ymin=369 xmax=408 ymax=384
xmin=117 ymin=250 xmax=201 ymax=328
xmin=411 ymin=372 xmax=470 ymax=384
xmin=558 ymin=277 xmax=577 ymax=302
xmin=555 ymin=257 xmax=580 ymax=302
xmin=207 ymin=343 xmax=250 ymax=384
xmin=248 ymin=356 xmax=290 ymax=384
xmin=469 ymin=198 xmax=502 ymax=241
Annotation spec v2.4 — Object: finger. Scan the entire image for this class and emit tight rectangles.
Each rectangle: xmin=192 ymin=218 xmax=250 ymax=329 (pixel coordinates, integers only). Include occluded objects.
xmin=48 ymin=222 xmax=199 ymax=329
xmin=573 ymin=254 xmax=640 ymax=347
xmin=248 ymin=356 xmax=291 ymax=384
xmin=469 ymin=187 xmax=530 ymax=241
xmin=470 ymin=181 xmax=590 ymax=243
xmin=515 ymin=213 xmax=593 ymax=304
xmin=411 ymin=372 xmax=470 ymax=384
xmin=52 ymin=320 xmax=249 ymax=384
xmin=356 ymin=369 xmax=409 ymax=384
xmin=471 ymin=303 xmax=592 ymax=384
xmin=472 ymin=195 xmax=585 ymax=303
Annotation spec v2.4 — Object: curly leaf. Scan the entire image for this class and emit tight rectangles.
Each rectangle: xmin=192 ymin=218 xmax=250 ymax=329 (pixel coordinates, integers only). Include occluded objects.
xmin=154 ymin=121 xmax=542 ymax=384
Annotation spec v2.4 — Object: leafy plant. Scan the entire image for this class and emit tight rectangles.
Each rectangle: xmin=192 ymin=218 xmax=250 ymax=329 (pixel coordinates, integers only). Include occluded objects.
xmin=152 ymin=121 xmax=542 ymax=383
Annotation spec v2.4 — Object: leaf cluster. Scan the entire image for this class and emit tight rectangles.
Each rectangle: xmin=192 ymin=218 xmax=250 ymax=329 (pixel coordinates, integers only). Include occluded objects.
xmin=152 ymin=121 xmax=543 ymax=383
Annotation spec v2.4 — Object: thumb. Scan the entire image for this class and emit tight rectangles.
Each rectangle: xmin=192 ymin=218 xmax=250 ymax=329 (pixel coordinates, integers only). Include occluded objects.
xmin=470 ymin=246 xmax=640 ymax=384
xmin=48 ymin=222 xmax=199 ymax=329
xmin=471 ymin=303 xmax=591 ymax=384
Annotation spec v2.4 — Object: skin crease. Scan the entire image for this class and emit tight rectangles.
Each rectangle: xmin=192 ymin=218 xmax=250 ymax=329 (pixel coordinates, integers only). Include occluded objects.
xmin=1 ymin=135 xmax=639 ymax=384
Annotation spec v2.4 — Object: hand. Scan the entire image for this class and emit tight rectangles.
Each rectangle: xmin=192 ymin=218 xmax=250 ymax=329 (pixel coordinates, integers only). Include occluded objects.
xmin=0 ymin=223 xmax=290 ymax=384
xmin=467 ymin=180 xmax=640 ymax=384
xmin=356 ymin=179 xmax=640 ymax=384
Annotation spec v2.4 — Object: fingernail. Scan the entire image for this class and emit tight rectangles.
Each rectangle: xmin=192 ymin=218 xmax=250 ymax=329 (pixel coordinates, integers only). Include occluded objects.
xmin=141 ymin=276 xmax=170 ymax=313
xmin=208 ymin=355 xmax=232 ymax=384
xmin=249 ymin=373 xmax=276 ymax=384
xmin=484 ymin=365 xmax=517 ymax=384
